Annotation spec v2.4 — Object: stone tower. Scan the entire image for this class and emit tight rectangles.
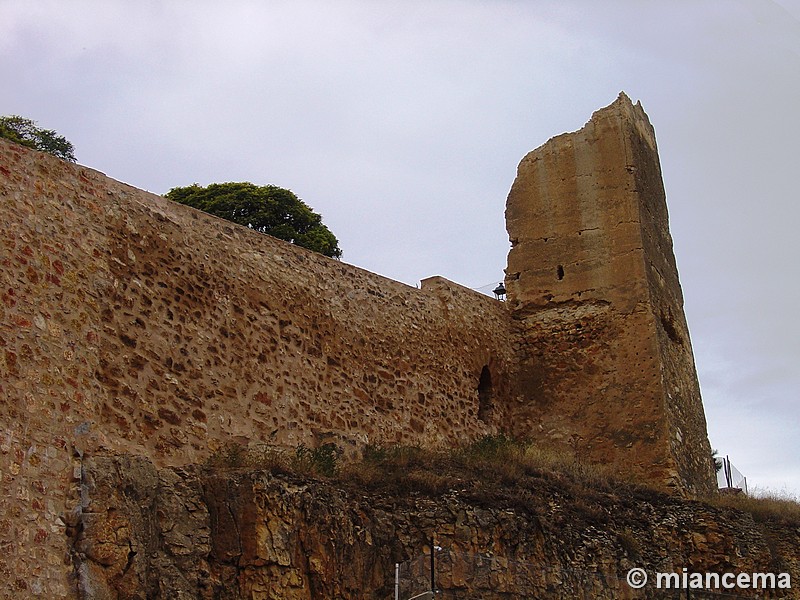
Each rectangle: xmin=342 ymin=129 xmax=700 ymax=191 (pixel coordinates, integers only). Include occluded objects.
xmin=505 ymin=93 xmax=716 ymax=495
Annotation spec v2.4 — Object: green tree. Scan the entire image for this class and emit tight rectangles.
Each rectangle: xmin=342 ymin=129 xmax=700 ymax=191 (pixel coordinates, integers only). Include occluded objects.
xmin=712 ymin=449 xmax=723 ymax=473
xmin=0 ymin=115 xmax=76 ymax=162
xmin=165 ymin=182 xmax=342 ymax=259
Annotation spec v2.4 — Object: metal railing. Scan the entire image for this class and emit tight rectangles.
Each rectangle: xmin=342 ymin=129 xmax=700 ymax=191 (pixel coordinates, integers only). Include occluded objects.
xmin=717 ymin=455 xmax=748 ymax=495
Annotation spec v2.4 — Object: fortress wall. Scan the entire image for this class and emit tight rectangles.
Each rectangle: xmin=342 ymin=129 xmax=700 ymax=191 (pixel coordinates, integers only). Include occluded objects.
xmin=0 ymin=138 xmax=515 ymax=596
xmin=504 ymin=94 xmax=715 ymax=495
xmin=625 ymin=102 xmax=717 ymax=495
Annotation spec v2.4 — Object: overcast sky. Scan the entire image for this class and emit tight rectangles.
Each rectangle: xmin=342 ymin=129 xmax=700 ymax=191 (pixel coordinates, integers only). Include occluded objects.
xmin=2 ymin=0 xmax=798 ymax=496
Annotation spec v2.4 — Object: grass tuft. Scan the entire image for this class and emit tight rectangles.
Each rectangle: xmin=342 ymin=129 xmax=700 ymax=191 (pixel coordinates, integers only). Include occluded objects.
xmin=711 ymin=489 xmax=800 ymax=526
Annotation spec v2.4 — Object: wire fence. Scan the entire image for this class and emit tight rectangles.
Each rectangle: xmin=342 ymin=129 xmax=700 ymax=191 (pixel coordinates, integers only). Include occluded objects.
xmin=717 ymin=455 xmax=748 ymax=495
xmin=394 ymin=548 xmax=786 ymax=599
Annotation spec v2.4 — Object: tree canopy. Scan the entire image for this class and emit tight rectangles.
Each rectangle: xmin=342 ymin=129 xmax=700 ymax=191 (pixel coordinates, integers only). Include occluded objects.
xmin=165 ymin=182 xmax=342 ymax=259
xmin=0 ymin=115 xmax=76 ymax=162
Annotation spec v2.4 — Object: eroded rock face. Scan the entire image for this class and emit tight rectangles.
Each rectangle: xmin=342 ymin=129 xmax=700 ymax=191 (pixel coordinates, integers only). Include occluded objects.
xmin=70 ymin=455 xmax=798 ymax=599
xmin=505 ymin=93 xmax=716 ymax=496
xmin=69 ymin=455 xmax=212 ymax=599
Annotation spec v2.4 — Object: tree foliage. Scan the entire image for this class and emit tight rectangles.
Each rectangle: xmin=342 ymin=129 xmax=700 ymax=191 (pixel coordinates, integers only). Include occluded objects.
xmin=0 ymin=115 xmax=76 ymax=162
xmin=165 ymin=182 xmax=342 ymax=259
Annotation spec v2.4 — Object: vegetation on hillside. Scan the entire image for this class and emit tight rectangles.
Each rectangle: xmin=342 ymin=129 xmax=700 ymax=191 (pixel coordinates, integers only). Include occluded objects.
xmin=206 ymin=435 xmax=800 ymax=528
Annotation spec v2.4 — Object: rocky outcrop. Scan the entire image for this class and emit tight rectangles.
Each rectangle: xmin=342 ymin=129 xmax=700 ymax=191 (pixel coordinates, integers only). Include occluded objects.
xmin=69 ymin=454 xmax=799 ymax=599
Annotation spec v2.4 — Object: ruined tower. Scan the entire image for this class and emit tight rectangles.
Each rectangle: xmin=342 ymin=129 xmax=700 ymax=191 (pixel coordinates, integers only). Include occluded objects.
xmin=505 ymin=93 xmax=716 ymax=495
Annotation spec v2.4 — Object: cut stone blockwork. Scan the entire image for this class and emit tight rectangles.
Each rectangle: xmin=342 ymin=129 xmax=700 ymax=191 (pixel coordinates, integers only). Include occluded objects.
xmin=0 ymin=93 xmax=716 ymax=596
xmin=505 ymin=92 xmax=716 ymax=496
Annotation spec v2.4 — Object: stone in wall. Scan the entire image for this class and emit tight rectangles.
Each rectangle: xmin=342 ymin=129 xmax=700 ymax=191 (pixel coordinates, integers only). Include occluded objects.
xmin=505 ymin=93 xmax=716 ymax=496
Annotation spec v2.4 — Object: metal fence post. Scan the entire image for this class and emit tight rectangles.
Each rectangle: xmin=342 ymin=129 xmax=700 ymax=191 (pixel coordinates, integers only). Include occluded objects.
xmin=430 ymin=535 xmax=436 ymax=596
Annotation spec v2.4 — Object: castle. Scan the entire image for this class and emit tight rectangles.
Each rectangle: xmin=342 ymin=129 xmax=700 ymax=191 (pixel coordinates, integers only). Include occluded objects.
xmin=0 ymin=93 xmax=715 ymax=597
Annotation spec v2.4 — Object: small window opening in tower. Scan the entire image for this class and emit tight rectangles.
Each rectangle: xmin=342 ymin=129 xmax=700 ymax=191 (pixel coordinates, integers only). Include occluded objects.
xmin=477 ymin=366 xmax=493 ymax=423
xmin=557 ymin=265 xmax=565 ymax=280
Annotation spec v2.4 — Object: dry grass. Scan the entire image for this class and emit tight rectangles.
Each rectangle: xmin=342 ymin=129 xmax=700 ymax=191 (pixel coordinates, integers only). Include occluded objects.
xmin=206 ymin=438 xmax=800 ymax=530
xmin=334 ymin=435 xmax=629 ymax=510
xmin=711 ymin=488 xmax=800 ymax=526
xmin=338 ymin=443 xmax=459 ymax=496
xmin=206 ymin=435 xmax=635 ymax=513
xmin=205 ymin=437 xmax=800 ymax=543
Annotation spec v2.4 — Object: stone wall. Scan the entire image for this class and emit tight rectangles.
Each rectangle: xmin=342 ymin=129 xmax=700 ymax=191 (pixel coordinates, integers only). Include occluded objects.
xmin=0 ymin=138 xmax=515 ymax=597
xmin=504 ymin=93 xmax=716 ymax=496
